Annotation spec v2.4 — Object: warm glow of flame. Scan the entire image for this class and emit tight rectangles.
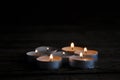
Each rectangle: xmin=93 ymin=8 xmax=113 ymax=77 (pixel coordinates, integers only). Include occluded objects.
xmin=84 ymin=47 xmax=87 ymax=52
xmin=79 ymin=52 xmax=83 ymax=58
xmin=49 ymin=54 xmax=53 ymax=61
xmin=46 ymin=47 xmax=49 ymax=50
xmin=62 ymin=52 xmax=65 ymax=55
xmin=35 ymin=50 xmax=38 ymax=53
xmin=70 ymin=42 xmax=74 ymax=49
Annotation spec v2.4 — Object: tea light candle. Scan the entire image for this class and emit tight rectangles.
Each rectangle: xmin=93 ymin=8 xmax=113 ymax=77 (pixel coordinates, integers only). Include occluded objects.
xmin=36 ymin=54 xmax=62 ymax=70
xmin=62 ymin=42 xmax=83 ymax=53
xmin=35 ymin=46 xmax=57 ymax=56
xmin=69 ymin=52 xmax=95 ymax=69
xmin=53 ymin=51 xmax=73 ymax=66
xmin=75 ymin=47 xmax=98 ymax=61
xmin=26 ymin=51 xmax=41 ymax=64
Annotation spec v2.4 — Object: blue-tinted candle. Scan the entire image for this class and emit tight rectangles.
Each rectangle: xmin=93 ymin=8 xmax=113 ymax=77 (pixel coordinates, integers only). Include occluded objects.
xmin=75 ymin=47 xmax=98 ymax=61
xmin=36 ymin=54 xmax=62 ymax=70
xmin=26 ymin=51 xmax=41 ymax=63
xmin=69 ymin=52 xmax=95 ymax=69
xmin=53 ymin=51 xmax=73 ymax=66
xmin=35 ymin=46 xmax=57 ymax=56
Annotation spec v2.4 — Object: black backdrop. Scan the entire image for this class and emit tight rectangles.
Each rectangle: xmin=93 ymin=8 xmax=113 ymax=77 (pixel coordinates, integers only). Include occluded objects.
xmin=1 ymin=8 xmax=120 ymax=31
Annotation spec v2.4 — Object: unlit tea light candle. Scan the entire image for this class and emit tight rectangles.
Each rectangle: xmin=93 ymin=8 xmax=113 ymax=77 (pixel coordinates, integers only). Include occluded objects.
xmin=75 ymin=47 xmax=98 ymax=61
xmin=62 ymin=42 xmax=83 ymax=53
xmin=53 ymin=51 xmax=73 ymax=65
xmin=36 ymin=54 xmax=62 ymax=70
xmin=69 ymin=52 xmax=95 ymax=69
xmin=35 ymin=46 xmax=57 ymax=56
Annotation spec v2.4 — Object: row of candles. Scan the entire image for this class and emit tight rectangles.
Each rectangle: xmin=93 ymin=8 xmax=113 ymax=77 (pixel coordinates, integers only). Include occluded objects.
xmin=26 ymin=42 xmax=98 ymax=70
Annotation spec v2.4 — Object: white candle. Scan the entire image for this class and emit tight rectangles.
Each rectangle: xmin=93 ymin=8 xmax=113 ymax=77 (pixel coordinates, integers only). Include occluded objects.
xmin=75 ymin=47 xmax=98 ymax=61
xmin=36 ymin=54 xmax=62 ymax=70
xmin=26 ymin=51 xmax=41 ymax=63
xmin=62 ymin=42 xmax=83 ymax=53
xmin=69 ymin=52 xmax=95 ymax=69
xmin=35 ymin=46 xmax=57 ymax=56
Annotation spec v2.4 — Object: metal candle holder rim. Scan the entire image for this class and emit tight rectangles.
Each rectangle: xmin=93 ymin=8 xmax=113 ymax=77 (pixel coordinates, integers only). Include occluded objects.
xmin=26 ymin=51 xmax=40 ymax=57
xmin=75 ymin=50 xmax=98 ymax=55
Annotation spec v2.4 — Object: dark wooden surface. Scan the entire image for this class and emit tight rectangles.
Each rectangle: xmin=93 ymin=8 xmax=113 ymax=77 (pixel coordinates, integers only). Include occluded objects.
xmin=0 ymin=26 xmax=120 ymax=80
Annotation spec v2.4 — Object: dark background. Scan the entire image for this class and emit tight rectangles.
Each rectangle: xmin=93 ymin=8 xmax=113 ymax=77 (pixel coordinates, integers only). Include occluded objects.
xmin=0 ymin=7 xmax=120 ymax=80
xmin=1 ymin=7 xmax=120 ymax=32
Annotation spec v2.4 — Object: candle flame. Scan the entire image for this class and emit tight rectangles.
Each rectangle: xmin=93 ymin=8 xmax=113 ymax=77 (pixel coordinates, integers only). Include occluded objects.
xmin=47 ymin=47 xmax=49 ymax=50
xmin=62 ymin=52 xmax=65 ymax=55
xmin=35 ymin=50 xmax=38 ymax=53
xmin=71 ymin=42 xmax=74 ymax=49
xmin=84 ymin=47 xmax=87 ymax=53
xmin=79 ymin=52 xmax=83 ymax=58
xmin=49 ymin=54 xmax=53 ymax=61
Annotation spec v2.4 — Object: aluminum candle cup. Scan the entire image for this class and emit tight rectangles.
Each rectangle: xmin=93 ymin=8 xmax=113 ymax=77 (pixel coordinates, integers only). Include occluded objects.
xmin=52 ymin=51 xmax=73 ymax=66
xmin=26 ymin=51 xmax=41 ymax=64
xmin=69 ymin=55 xmax=95 ymax=69
xmin=36 ymin=55 xmax=62 ymax=70
xmin=35 ymin=46 xmax=57 ymax=56
xmin=75 ymin=50 xmax=98 ymax=61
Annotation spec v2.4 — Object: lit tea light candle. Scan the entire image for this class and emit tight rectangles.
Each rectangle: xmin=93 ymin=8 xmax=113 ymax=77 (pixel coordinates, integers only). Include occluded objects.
xmin=26 ymin=51 xmax=41 ymax=63
xmin=75 ymin=47 xmax=98 ymax=61
xmin=69 ymin=52 xmax=95 ymax=69
xmin=36 ymin=54 xmax=62 ymax=70
xmin=35 ymin=46 xmax=57 ymax=56
xmin=53 ymin=51 xmax=73 ymax=66
xmin=62 ymin=42 xmax=83 ymax=53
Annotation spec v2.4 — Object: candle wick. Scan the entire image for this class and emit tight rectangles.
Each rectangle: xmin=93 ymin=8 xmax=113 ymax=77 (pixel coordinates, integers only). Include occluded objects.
xmin=80 ymin=55 xmax=83 ymax=59
xmin=85 ymin=51 xmax=87 ymax=54
xmin=71 ymin=47 xmax=74 ymax=50
xmin=50 ymin=58 xmax=53 ymax=62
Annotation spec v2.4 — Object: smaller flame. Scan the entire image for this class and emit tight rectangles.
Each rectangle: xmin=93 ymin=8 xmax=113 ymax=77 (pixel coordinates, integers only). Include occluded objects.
xmin=35 ymin=50 xmax=38 ymax=53
xmin=70 ymin=42 xmax=74 ymax=49
xmin=79 ymin=52 xmax=83 ymax=58
xmin=84 ymin=47 xmax=87 ymax=53
xmin=46 ymin=47 xmax=49 ymax=50
xmin=62 ymin=52 xmax=65 ymax=55
xmin=49 ymin=54 xmax=53 ymax=61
